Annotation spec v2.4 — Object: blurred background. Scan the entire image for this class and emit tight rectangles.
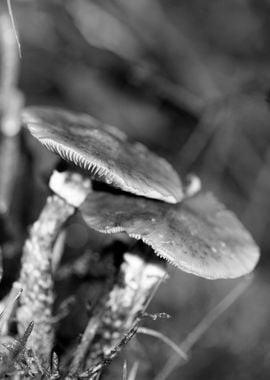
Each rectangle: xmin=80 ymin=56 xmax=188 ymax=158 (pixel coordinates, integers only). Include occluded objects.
xmin=4 ymin=0 xmax=270 ymax=379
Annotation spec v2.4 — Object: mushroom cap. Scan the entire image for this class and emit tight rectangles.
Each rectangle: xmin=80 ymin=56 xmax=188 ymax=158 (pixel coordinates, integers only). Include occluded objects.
xmin=81 ymin=191 xmax=260 ymax=279
xmin=21 ymin=106 xmax=183 ymax=203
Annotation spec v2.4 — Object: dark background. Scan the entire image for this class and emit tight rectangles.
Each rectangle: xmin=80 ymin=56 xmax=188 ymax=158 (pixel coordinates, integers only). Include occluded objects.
xmin=9 ymin=1 xmax=270 ymax=379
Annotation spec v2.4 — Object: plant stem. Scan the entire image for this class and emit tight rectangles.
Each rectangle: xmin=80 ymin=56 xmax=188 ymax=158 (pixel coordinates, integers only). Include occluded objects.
xmin=0 ymin=11 xmax=23 ymax=230
xmin=69 ymin=253 xmax=166 ymax=376
xmin=0 ymin=282 xmax=22 ymax=335
xmin=0 ymin=10 xmax=19 ymax=95
xmin=16 ymin=195 xmax=74 ymax=360
xmin=15 ymin=170 xmax=90 ymax=363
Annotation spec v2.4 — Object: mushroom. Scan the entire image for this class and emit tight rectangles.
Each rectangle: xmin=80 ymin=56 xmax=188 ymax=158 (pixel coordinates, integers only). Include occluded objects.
xmin=81 ymin=189 xmax=260 ymax=280
xmin=12 ymin=105 xmax=183 ymax=361
xmin=67 ymin=181 xmax=260 ymax=375
xmin=14 ymin=170 xmax=91 ymax=362
xmin=21 ymin=106 xmax=183 ymax=203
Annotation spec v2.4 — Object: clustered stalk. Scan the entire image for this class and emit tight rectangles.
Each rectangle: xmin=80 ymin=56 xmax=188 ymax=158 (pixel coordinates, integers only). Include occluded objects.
xmin=14 ymin=171 xmax=90 ymax=363
xmin=16 ymin=195 xmax=74 ymax=361
xmin=68 ymin=253 xmax=167 ymax=376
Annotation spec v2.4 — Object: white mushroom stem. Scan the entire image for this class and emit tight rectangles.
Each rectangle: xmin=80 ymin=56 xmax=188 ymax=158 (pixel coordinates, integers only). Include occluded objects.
xmin=15 ymin=170 xmax=90 ymax=363
xmin=183 ymin=174 xmax=201 ymax=198
xmin=68 ymin=252 xmax=167 ymax=375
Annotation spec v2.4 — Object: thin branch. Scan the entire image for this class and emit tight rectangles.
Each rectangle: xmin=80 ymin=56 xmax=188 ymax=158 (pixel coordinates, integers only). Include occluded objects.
xmin=6 ymin=0 xmax=21 ymax=58
xmin=78 ymin=323 xmax=139 ymax=379
xmin=127 ymin=361 xmax=139 ymax=380
xmin=142 ymin=273 xmax=168 ymax=313
xmin=0 ymin=283 xmax=22 ymax=335
xmin=68 ymin=306 xmax=106 ymax=376
xmin=138 ymin=327 xmax=188 ymax=360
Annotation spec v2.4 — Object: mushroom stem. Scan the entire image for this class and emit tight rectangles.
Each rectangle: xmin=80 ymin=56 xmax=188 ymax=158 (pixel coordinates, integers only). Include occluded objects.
xmin=14 ymin=170 xmax=90 ymax=363
xmin=68 ymin=252 xmax=166 ymax=375
xmin=183 ymin=174 xmax=201 ymax=198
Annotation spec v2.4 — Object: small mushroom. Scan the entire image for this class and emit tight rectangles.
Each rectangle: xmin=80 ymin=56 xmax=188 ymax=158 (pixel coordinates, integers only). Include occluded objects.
xmin=14 ymin=170 xmax=91 ymax=362
xmin=81 ymin=190 xmax=260 ymax=279
xmin=21 ymin=106 xmax=183 ymax=203
xmin=68 ymin=252 xmax=167 ymax=375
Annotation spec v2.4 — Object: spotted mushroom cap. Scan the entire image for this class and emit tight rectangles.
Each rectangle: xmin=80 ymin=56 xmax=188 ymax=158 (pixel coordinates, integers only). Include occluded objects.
xmin=81 ymin=191 xmax=260 ymax=279
xmin=21 ymin=106 xmax=183 ymax=203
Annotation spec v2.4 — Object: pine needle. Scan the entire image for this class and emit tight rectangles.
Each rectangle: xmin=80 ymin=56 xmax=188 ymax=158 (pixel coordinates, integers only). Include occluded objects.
xmin=6 ymin=0 xmax=21 ymax=58
xmin=0 ymin=284 xmax=22 ymax=335
xmin=127 ymin=361 xmax=139 ymax=380
xmin=137 ymin=327 xmax=188 ymax=360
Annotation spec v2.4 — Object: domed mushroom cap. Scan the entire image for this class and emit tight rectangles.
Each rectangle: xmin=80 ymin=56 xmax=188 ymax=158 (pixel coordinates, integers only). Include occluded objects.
xmin=81 ymin=191 xmax=260 ymax=279
xmin=21 ymin=106 xmax=183 ymax=203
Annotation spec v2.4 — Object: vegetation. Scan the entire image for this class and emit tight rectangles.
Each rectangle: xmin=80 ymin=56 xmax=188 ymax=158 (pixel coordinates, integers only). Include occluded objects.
xmin=0 ymin=1 xmax=269 ymax=379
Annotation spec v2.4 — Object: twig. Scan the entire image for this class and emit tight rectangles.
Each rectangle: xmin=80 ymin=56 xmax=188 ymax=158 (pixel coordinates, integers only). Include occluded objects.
xmin=0 ymin=283 xmax=22 ymax=335
xmin=0 ymin=11 xmax=23 ymax=215
xmin=137 ymin=327 xmax=188 ymax=361
xmin=142 ymin=273 xmax=168 ymax=313
xmin=6 ymin=0 xmax=21 ymax=58
xmin=0 ymin=9 xmax=19 ymax=92
xmin=78 ymin=323 xmax=139 ymax=379
xmin=67 ymin=305 xmax=106 ymax=376
xmin=127 ymin=361 xmax=139 ymax=380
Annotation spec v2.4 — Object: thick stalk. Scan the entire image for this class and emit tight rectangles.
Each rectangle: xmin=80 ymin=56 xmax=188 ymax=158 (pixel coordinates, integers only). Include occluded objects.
xmin=68 ymin=253 xmax=166 ymax=376
xmin=16 ymin=195 xmax=74 ymax=361
xmin=15 ymin=171 xmax=90 ymax=363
